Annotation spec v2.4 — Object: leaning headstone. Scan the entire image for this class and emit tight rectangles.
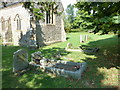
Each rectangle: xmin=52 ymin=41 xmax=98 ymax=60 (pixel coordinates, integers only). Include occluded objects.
xmin=19 ymin=30 xmax=37 ymax=48
xmin=13 ymin=49 xmax=28 ymax=73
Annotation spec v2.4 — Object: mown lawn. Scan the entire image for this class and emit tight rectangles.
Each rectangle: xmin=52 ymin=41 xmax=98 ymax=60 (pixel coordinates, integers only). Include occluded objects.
xmin=2 ymin=32 xmax=119 ymax=88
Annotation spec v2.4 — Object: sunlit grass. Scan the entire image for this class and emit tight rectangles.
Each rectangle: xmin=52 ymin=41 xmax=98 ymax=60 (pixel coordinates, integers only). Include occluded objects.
xmin=2 ymin=32 xmax=119 ymax=88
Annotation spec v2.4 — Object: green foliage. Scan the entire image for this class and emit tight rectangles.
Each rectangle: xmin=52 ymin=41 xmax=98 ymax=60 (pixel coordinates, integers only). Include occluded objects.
xmin=23 ymin=2 xmax=62 ymax=20
xmin=112 ymin=16 xmax=120 ymax=24
xmin=70 ymin=28 xmax=82 ymax=32
xmin=63 ymin=4 xmax=75 ymax=32
xmin=66 ymin=4 xmax=74 ymax=23
xmin=64 ymin=23 xmax=71 ymax=33
xmin=63 ymin=13 xmax=71 ymax=33
xmin=75 ymin=2 xmax=120 ymax=35
xmin=73 ymin=10 xmax=93 ymax=31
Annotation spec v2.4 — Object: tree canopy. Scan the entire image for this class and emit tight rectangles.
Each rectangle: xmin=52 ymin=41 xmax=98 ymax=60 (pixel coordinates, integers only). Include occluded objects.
xmin=64 ymin=4 xmax=75 ymax=32
xmin=66 ymin=4 xmax=74 ymax=23
xmin=23 ymin=1 xmax=62 ymax=20
xmin=75 ymin=2 xmax=120 ymax=35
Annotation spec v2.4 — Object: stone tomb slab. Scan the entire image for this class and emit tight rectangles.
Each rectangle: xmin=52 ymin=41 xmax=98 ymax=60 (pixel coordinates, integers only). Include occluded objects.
xmin=65 ymin=43 xmax=99 ymax=53
xmin=45 ymin=61 xmax=87 ymax=79
xmin=13 ymin=49 xmax=28 ymax=73
xmin=30 ymin=59 xmax=87 ymax=79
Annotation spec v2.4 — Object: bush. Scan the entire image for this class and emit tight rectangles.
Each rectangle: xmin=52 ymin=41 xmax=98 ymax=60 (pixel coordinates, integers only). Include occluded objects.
xmin=64 ymin=23 xmax=72 ymax=33
xmin=64 ymin=26 xmax=71 ymax=33
xmin=71 ymin=28 xmax=83 ymax=32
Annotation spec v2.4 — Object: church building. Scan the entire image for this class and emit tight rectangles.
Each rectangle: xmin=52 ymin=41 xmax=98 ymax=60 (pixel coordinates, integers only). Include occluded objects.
xmin=0 ymin=2 xmax=66 ymax=47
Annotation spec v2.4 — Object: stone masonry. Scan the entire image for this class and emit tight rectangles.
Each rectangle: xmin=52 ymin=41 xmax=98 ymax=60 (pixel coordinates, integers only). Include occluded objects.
xmin=0 ymin=2 xmax=66 ymax=47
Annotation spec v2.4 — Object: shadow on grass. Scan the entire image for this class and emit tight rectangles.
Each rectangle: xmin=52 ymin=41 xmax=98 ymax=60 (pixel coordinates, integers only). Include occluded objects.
xmin=39 ymin=47 xmax=70 ymax=60
xmin=2 ymin=35 xmax=119 ymax=88
xmin=69 ymin=31 xmax=80 ymax=33
xmin=2 ymin=67 xmax=71 ymax=88
xmin=2 ymin=46 xmax=72 ymax=88
xmin=81 ymin=35 xmax=119 ymax=68
xmin=66 ymin=37 xmax=70 ymax=40
xmin=78 ymin=35 xmax=119 ymax=89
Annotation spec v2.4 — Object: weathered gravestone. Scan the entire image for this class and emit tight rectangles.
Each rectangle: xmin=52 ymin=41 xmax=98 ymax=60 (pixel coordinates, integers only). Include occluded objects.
xmin=65 ymin=43 xmax=73 ymax=50
xmin=80 ymin=35 xmax=83 ymax=43
xmin=65 ymin=43 xmax=83 ymax=52
xmin=80 ymin=35 xmax=88 ymax=43
xmin=19 ymin=30 xmax=37 ymax=48
xmin=13 ymin=49 xmax=29 ymax=73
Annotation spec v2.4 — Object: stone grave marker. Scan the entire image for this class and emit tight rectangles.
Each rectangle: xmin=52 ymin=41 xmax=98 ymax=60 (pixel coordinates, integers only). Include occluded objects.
xmin=66 ymin=43 xmax=73 ymax=49
xmin=80 ymin=35 xmax=88 ymax=43
xmin=13 ymin=49 xmax=28 ymax=73
xmin=80 ymin=35 xmax=83 ymax=43
xmin=85 ymin=35 xmax=88 ymax=42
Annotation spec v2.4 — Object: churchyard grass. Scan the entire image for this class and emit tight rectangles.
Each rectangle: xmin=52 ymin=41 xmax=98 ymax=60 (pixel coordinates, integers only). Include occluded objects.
xmin=2 ymin=32 xmax=119 ymax=88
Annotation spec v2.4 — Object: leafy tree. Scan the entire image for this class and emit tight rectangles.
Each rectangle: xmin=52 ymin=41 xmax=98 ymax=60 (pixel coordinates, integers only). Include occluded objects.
xmin=63 ymin=13 xmax=71 ymax=33
xmin=75 ymin=2 xmax=120 ymax=35
xmin=64 ymin=4 xmax=75 ymax=32
xmin=23 ymin=2 xmax=61 ymax=20
xmin=23 ymin=1 xmax=61 ymax=47
xmin=73 ymin=10 xmax=93 ymax=30
xmin=66 ymin=4 xmax=75 ymax=23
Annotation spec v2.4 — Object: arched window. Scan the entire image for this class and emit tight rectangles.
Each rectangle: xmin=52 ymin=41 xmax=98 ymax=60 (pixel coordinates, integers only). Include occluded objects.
xmin=46 ymin=4 xmax=54 ymax=24
xmin=8 ymin=17 xmax=11 ymax=31
xmin=1 ymin=17 xmax=5 ymax=31
xmin=14 ymin=14 xmax=21 ymax=30
xmin=5 ymin=17 xmax=12 ymax=42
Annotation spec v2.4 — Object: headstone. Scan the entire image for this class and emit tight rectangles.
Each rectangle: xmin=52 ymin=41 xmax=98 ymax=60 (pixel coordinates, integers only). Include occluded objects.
xmin=19 ymin=30 xmax=37 ymax=48
xmin=80 ymin=35 xmax=88 ymax=43
xmin=85 ymin=35 xmax=88 ymax=42
xmin=66 ymin=43 xmax=73 ymax=49
xmin=80 ymin=35 xmax=83 ymax=43
xmin=13 ymin=49 xmax=28 ymax=73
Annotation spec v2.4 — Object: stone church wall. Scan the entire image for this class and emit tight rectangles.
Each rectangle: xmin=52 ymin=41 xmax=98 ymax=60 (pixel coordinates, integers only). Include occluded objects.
xmin=0 ymin=2 xmax=66 ymax=46
xmin=0 ymin=3 xmax=30 ymax=45
xmin=39 ymin=2 xmax=66 ymax=45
